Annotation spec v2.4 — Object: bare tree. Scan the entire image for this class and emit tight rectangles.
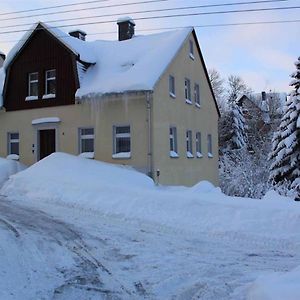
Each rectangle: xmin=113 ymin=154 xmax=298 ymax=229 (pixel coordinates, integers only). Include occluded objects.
xmin=208 ymin=68 xmax=225 ymax=111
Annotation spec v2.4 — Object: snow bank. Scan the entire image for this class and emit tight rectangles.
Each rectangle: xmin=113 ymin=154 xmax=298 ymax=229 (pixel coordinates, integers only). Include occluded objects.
xmin=2 ymin=153 xmax=300 ymax=238
xmin=247 ymin=266 xmax=300 ymax=300
xmin=0 ymin=157 xmax=26 ymax=187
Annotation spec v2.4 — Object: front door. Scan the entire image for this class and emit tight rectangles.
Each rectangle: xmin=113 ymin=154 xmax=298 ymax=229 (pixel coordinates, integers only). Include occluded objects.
xmin=39 ymin=129 xmax=56 ymax=160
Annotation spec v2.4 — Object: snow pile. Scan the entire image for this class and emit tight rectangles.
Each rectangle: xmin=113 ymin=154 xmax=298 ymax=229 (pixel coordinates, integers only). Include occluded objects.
xmin=2 ymin=153 xmax=300 ymax=239
xmin=247 ymin=266 xmax=300 ymax=300
xmin=0 ymin=157 xmax=26 ymax=187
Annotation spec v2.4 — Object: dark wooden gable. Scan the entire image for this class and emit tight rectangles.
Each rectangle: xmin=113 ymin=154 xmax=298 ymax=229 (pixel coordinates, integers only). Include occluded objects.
xmin=4 ymin=24 xmax=79 ymax=111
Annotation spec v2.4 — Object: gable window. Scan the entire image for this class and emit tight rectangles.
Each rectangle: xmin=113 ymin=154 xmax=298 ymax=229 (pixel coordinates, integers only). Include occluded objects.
xmin=44 ymin=69 xmax=56 ymax=98
xmin=79 ymin=128 xmax=94 ymax=154
xmin=194 ymin=83 xmax=200 ymax=107
xmin=113 ymin=125 xmax=131 ymax=159
xmin=186 ymin=130 xmax=193 ymax=158
xmin=8 ymin=132 xmax=19 ymax=156
xmin=189 ymin=40 xmax=195 ymax=60
xmin=27 ymin=72 xmax=38 ymax=100
xmin=185 ymin=78 xmax=192 ymax=104
xmin=207 ymin=134 xmax=213 ymax=158
xmin=196 ymin=132 xmax=202 ymax=158
xmin=169 ymin=126 xmax=178 ymax=158
xmin=169 ymin=75 xmax=176 ymax=98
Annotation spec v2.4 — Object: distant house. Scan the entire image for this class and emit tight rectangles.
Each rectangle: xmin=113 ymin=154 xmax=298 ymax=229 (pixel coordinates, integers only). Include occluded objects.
xmin=0 ymin=20 xmax=220 ymax=186
xmin=0 ymin=51 xmax=5 ymax=67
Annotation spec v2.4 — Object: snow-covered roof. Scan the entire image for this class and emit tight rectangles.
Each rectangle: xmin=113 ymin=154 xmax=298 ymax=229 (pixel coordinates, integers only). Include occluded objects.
xmin=1 ymin=22 xmax=194 ymax=102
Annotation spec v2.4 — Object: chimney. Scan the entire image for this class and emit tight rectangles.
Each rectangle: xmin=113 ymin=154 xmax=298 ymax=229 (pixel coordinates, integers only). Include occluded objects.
xmin=117 ymin=17 xmax=135 ymax=41
xmin=69 ymin=29 xmax=87 ymax=41
xmin=261 ymin=91 xmax=266 ymax=101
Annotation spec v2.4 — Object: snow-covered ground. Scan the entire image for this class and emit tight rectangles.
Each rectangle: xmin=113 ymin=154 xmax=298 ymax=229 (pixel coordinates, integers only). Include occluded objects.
xmin=0 ymin=153 xmax=300 ymax=299
xmin=0 ymin=156 xmax=25 ymax=187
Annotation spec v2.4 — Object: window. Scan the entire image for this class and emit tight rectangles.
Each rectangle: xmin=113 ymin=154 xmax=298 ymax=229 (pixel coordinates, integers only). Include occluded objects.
xmin=186 ymin=130 xmax=193 ymax=158
xmin=113 ymin=125 xmax=131 ymax=158
xmin=45 ymin=69 xmax=56 ymax=97
xmin=207 ymin=134 xmax=213 ymax=157
xmin=28 ymin=72 xmax=38 ymax=98
xmin=8 ymin=132 xmax=19 ymax=155
xmin=185 ymin=78 xmax=192 ymax=104
xmin=169 ymin=127 xmax=178 ymax=157
xmin=189 ymin=40 xmax=195 ymax=60
xmin=194 ymin=83 xmax=200 ymax=107
xmin=79 ymin=128 xmax=94 ymax=154
xmin=196 ymin=132 xmax=202 ymax=158
xmin=169 ymin=75 xmax=176 ymax=98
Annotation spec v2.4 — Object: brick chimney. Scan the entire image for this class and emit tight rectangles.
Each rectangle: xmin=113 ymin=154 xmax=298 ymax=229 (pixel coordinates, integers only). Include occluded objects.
xmin=117 ymin=17 xmax=135 ymax=41
xmin=69 ymin=29 xmax=87 ymax=41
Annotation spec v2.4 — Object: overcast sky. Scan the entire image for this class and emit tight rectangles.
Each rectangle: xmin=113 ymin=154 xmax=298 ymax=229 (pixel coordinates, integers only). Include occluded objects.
xmin=1 ymin=0 xmax=299 ymax=92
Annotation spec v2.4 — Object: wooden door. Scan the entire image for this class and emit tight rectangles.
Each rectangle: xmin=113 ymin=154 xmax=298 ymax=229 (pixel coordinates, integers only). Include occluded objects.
xmin=39 ymin=129 xmax=56 ymax=160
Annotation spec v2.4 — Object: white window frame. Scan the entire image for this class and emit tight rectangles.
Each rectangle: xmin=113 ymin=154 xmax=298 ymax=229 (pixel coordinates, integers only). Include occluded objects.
xmin=185 ymin=78 xmax=192 ymax=104
xmin=189 ymin=40 xmax=195 ymax=60
xmin=169 ymin=75 xmax=176 ymax=98
xmin=27 ymin=72 xmax=38 ymax=100
xmin=194 ymin=83 xmax=200 ymax=107
xmin=196 ymin=132 xmax=202 ymax=158
xmin=207 ymin=134 xmax=213 ymax=158
xmin=186 ymin=130 xmax=193 ymax=158
xmin=113 ymin=125 xmax=131 ymax=159
xmin=79 ymin=127 xmax=94 ymax=154
xmin=7 ymin=132 xmax=19 ymax=156
xmin=44 ymin=69 xmax=56 ymax=98
xmin=169 ymin=126 xmax=178 ymax=158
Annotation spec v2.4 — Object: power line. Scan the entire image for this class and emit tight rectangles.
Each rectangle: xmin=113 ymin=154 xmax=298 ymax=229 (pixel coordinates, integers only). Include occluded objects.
xmin=1 ymin=19 xmax=299 ymax=44
xmin=0 ymin=0 xmax=171 ymax=21
xmin=0 ymin=0 xmax=114 ymax=16
xmin=0 ymin=4 xmax=299 ymax=35
xmin=0 ymin=0 xmax=293 ymax=30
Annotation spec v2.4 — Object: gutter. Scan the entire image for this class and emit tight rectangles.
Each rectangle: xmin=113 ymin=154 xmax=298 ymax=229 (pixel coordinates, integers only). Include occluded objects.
xmin=146 ymin=91 xmax=154 ymax=178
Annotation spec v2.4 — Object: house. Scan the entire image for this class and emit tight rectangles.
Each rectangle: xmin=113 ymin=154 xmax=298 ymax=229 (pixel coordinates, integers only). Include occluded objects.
xmin=0 ymin=51 xmax=5 ymax=67
xmin=0 ymin=20 xmax=220 ymax=186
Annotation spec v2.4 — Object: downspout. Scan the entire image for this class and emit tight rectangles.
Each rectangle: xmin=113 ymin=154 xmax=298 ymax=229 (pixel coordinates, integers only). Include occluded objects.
xmin=146 ymin=91 xmax=154 ymax=179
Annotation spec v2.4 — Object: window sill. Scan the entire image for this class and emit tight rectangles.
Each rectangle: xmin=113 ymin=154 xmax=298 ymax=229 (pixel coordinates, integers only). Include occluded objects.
xmin=170 ymin=151 xmax=179 ymax=158
xmin=42 ymin=94 xmax=56 ymax=99
xmin=196 ymin=152 xmax=203 ymax=158
xmin=186 ymin=151 xmax=194 ymax=158
xmin=112 ymin=152 xmax=131 ymax=159
xmin=208 ymin=153 xmax=213 ymax=158
xmin=169 ymin=92 xmax=176 ymax=99
xmin=25 ymin=96 xmax=38 ymax=101
xmin=185 ymin=99 xmax=193 ymax=105
xmin=79 ymin=152 xmax=94 ymax=159
xmin=189 ymin=53 xmax=195 ymax=60
xmin=195 ymin=103 xmax=201 ymax=108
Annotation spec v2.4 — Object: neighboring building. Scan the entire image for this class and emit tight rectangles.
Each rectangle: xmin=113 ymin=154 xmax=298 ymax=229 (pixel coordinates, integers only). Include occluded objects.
xmin=0 ymin=51 xmax=5 ymax=67
xmin=0 ymin=20 xmax=220 ymax=186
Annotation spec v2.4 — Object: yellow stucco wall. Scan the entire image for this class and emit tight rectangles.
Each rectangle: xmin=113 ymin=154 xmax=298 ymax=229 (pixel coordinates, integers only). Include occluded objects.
xmin=151 ymin=32 xmax=219 ymax=186
xmin=0 ymin=95 xmax=149 ymax=173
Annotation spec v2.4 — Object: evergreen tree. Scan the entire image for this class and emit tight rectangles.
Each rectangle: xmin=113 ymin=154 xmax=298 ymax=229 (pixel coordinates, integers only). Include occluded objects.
xmin=269 ymin=57 xmax=300 ymax=193
xmin=230 ymin=100 xmax=247 ymax=149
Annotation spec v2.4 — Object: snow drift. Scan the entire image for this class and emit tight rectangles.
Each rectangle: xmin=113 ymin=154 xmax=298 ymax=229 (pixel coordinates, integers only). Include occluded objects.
xmin=2 ymin=153 xmax=300 ymax=239
xmin=0 ymin=157 xmax=26 ymax=187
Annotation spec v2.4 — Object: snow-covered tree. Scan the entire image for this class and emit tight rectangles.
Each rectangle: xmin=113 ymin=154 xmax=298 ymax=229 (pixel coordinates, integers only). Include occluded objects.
xmin=230 ymin=100 xmax=247 ymax=149
xmin=269 ymin=57 xmax=300 ymax=194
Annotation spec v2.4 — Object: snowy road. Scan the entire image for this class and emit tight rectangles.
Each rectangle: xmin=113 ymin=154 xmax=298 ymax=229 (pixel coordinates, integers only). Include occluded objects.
xmin=1 ymin=197 xmax=300 ymax=300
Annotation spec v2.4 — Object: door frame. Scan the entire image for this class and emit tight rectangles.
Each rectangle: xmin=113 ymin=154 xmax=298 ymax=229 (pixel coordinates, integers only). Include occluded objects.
xmin=34 ymin=124 xmax=59 ymax=161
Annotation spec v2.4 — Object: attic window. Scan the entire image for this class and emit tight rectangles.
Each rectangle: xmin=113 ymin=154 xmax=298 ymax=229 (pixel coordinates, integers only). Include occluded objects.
xmin=45 ymin=69 xmax=56 ymax=97
xmin=28 ymin=72 xmax=38 ymax=98
xmin=189 ymin=40 xmax=195 ymax=60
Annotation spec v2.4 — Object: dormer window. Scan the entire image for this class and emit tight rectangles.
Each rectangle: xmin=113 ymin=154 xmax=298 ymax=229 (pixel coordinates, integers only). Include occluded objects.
xmin=189 ymin=40 xmax=195 ymax=60
xmin=27 ymin=72 xmax=38 ymax=100
xmin=45 ymin=69 xmax=56 ymax=96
